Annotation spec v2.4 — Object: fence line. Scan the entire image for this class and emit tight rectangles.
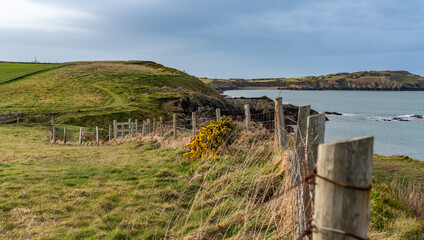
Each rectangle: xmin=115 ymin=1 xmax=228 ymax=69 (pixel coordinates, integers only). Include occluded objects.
xmin=1 ymin=99 xmax=374 ymax=238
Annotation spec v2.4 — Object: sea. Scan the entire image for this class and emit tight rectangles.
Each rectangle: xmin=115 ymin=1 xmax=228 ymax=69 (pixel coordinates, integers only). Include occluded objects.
xmin=223 ymin=90 xmax=424 ymax=161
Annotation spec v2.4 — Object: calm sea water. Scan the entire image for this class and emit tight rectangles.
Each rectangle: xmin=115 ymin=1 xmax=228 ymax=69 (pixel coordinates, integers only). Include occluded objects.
xmin=224 ymin=90 xmax=424 ymax=160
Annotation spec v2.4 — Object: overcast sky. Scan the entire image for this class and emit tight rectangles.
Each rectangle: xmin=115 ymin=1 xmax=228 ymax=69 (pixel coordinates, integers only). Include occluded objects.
xmin=1 ymin=0 xmax=424 ymax=78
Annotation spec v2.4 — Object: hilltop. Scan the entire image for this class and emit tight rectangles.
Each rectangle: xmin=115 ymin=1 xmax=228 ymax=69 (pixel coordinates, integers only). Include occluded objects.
xmin=202 ymin=70 xmax=424 ymax=92
xmin=0 ymin=61 xmax=226 ymax=126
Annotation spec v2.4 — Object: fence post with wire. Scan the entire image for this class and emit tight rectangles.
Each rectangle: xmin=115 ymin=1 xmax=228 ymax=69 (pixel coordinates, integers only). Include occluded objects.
xmin=293 ymin=105 xmax=311 ymax=238
xmin=216 ymin=108 xmax=221 ymax=122
xmin=173 ymin=113 xmax=177 ymax=139
xmin=274 ymin=97 xmax=286 ymax=148
xmin=313 ymin=136 xmax=373 ymax=240
xmin=244 ymin=104 xmax=251 ymax=129
xmin=303 ymin=113 xmax=326 ymax=225
xmin=192 ymin=112 xmax=197 ymax=137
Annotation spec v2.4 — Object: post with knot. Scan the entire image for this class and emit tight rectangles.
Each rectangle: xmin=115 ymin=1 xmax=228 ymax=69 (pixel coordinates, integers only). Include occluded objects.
xmin=274 ymin=97 xmax=286 ymax=148
xmin=244 ymin=104 xmax=251 ymax=129
xmin=216 ymin=108 xmax=221 ymax=122
xmin=173 ymin=113 xmax=177 ymax=140
xmin=313 ymin=136 xmax=373 ymax=240
xmin=293 ymin=105 xmax=310 ymax=238
xmin=303 ymin=113 xmax=326 ymax=224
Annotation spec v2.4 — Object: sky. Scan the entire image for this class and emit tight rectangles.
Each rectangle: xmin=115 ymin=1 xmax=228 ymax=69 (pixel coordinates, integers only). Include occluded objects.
xmin=1 ymin=0 xmax=424 ymax=78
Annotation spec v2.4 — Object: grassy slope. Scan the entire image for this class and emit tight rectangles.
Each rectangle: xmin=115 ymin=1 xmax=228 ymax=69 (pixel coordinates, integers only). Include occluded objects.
xmin=0 ymin=61 xmax=218 ymax=126
xmin=0 ymin=62 xmax=58 ymax=83
xmin=0 ymin=125 xmax=423 ymax=239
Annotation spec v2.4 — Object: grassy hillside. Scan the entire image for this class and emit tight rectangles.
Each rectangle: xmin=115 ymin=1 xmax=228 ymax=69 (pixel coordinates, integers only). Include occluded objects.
xmin=203 ymin=71 xmax=424 ymax=91
xmin=0 ymin=62 xmax=59 ymax=83
xmin=0 ymin=61 xmax=218 ymax=125
xmin=0 ymin=124 xmax=422 ymax=239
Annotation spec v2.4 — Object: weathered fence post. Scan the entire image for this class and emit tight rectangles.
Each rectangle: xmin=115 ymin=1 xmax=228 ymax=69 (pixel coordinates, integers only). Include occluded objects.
xmin=274 ymin=97 xmax=286 ymax=148
xmin=153 ymin=118 xmax=156 ymax=136
xmin=130 ymin=123 xmax=134 ymax=138
xmin=135 ymin=119 xmax=138 ymax=135
xmin=79 ymin=127 xmax=82 ymax=145
xmin=244 ymin=104 xmax=251 ymax=129
xmin=147 ymin=119 xmax=151 ymax=134
xmin=109 ymin=125 xmax=112 ymax=141
xmin=63 ymin=128 xmax=67 ymax=144
xmin=121 ymin=124 xmax=124 ymax=139
xmin=293 ymin=105 xmax=310 ymax=238
xmin=216 ymin=108 xmax=221 ymax=122
xmin=313 ymin=136 xmax=373 ymax=240
xmin=160 ymin=117 xmax=164 ymax=137
xmin=303 ymin=113 xmax=326 ymax=223
xmin=96 ymin=126 xmax=99 ymax=144
xmin=113 ymin=120 xmax=117 ymax=139
xmin=142 ymin=121 xmax=146 ymax=137
xmin=51 ymin=117 xmax=55 ymax=142
xmin=192 ymin=112 xmax=197 ymax=137
xmin=295 ymin=105 xmax=310 ymax=158
xmin=173 ymin=113 xmax=177 ymax=140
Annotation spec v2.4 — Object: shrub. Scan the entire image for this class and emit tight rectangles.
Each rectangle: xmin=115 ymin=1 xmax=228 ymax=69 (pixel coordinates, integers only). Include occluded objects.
xmin=183 ymin=117 xmax=237 ymax=162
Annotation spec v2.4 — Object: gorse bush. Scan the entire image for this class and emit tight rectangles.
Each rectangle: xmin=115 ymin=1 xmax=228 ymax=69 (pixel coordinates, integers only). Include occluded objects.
xmin=183 ymin=117 xmax=237 ymax=161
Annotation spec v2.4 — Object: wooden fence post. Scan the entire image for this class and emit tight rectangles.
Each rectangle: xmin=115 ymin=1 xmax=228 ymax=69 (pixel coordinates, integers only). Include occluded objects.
xmin=153 ymin=118 xmax=156 ymax=136
xmin=130 ymin=123 xmax=134 ymax=138
xmin=160 ymin=117 xmax=163 ymax=137
xmin=216 ymin=108 xmax=221 ymax=122
xmin=51 ymin=117 xmax=55 ymax=142
xmin=244 ymin=104 xmax=251 ymax=129
xmin=142 ymin=121 xmax=146 ymax=137
xmin=192 ymin=112 xmax=196 ymax=137
xmin=79 ymin=127 xmax=82 ymax=145
xmin=293 ymin=105 xmax=310 ymax=238
xmin=63 ymin=128 xmax=67 ymax=144
xmin=274 ymin=97 xmax=286 ymax=148
xmin=135 ymin=119 xmax=138 ymax=135
xmin=313 ymin=136 xmax=373 ymax=240
xmin=173 ymin=113 xmax=177 ymax=140
xmin=96 ymin=126 xmax=99 ymax=144
xmin=113 ymin=120 xmax=117 ymax=139
xmin=109 ymin=125 xmax=112 ymax=141
xmin=121 ymin=124 xmax=124 ymax=139
xmin=303 ymin=113 xmax=326 ymax=222
xmin=147 ymin=119 xmax=151 ymax=134
xmin=295 ymin=105 xmax=310 ymax=158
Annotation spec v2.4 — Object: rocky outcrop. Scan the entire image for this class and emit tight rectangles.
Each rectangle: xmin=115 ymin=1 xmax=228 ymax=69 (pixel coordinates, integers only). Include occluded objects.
xmin=172 ymin=94 xmax=323 ymax=133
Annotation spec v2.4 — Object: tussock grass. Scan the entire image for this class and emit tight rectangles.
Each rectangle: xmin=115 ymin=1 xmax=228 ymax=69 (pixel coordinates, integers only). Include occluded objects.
xmin=0 ymin=124 xmax=423 ymax=239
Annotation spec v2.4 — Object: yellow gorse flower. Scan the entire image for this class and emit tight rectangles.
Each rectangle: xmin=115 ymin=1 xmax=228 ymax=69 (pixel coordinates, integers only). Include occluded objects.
xmin=183 ymin=117 xmax=236 ymax=162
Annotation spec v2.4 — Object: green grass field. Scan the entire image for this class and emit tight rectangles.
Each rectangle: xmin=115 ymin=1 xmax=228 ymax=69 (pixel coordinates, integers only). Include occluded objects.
xmin=0 ymin=124 xmax=422 ymax=239
xmin=0 ymin=61 xmax=218 ymax=126
xmin=0 ymin=62 xmax=58 ymax=83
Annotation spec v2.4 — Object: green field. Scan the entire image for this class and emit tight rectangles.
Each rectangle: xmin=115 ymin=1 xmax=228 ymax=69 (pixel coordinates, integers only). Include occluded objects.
xmin=0 ymin=62 xmax=58 ymax=83
xmin=0 ymin=124 xmax=422 ymax=239
xmin=0 ymin=61 xmax=218 ymax=126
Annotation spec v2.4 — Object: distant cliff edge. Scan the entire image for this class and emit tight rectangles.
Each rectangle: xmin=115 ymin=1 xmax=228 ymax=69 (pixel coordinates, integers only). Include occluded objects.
xmin=201 ymin=71 xmax=424 ymax=92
